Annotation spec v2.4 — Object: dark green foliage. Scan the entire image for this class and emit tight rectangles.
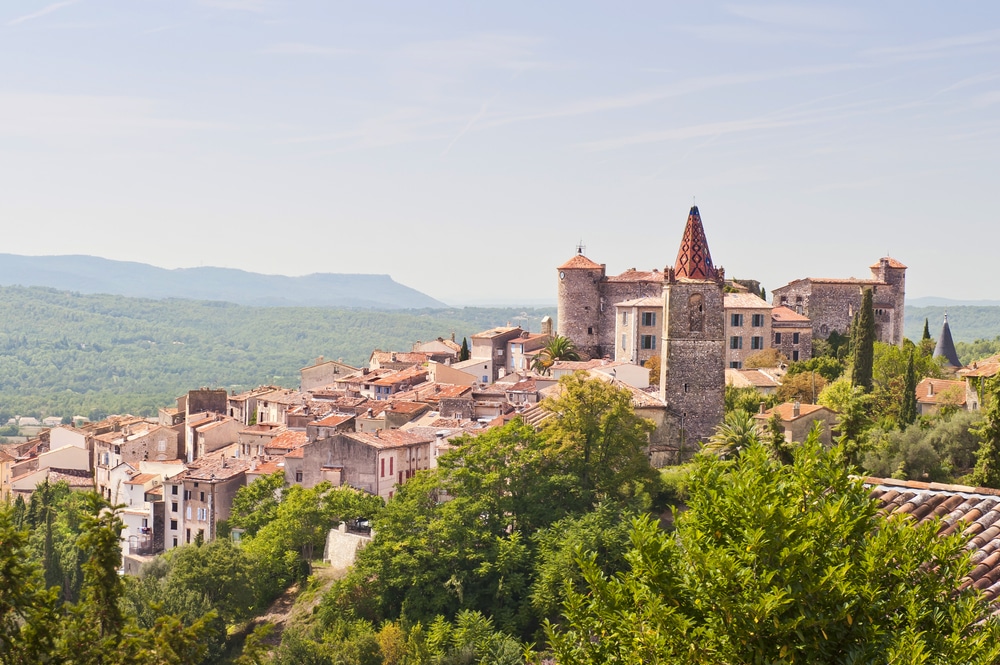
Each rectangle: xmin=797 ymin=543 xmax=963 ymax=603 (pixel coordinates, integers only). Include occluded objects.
xmin=784 ymin=355 xmax=845 ymax=383
xmin=851 ymin=288 xmax=875 ymax=392
xmin=956 ymin=336 xmax=1000 ymax=366
xmin=972 ymin=378 xmax=1000 ymax=489
xmin=724 ymin=384 xmax=778 ymax=415
xmin=906 ymin=306 xmax=1000 ymax=349
xmin=900 ymin=348 xmax=918 ymax=428
xmin=531 ymin=334 xmax=580 ymax=374
xmin=546 ymin=438 xmax=1000 ymax=664
xmin=459 ymin=337 xmax=470 ymax=362
xmin=863 ymin=410 xmax=983 ymax=482
xmin=922 ymin=318 xmax=931 ymax=340
xmin=314 ymin=377 xmax=658 ymax=644
xmin=228 ymin=470 xmax=286 ymax=537
xmin=0 ymin=285 xmax=554 ymax=419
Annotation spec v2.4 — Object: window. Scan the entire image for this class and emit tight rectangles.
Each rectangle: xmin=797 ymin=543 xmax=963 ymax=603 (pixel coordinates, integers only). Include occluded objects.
xmin=793 ymin=332 xmax=800 ymax=344
xmin=730 ymin=361 xmax=742 ymax=369
xmin=640 ymin=335 xmax=656 ymax=350
xmin=389 ymin=457 xmax=394 ymax=476
xmin=172 ymin=537 xmax=178 ymax=547
xmin=170 ymin=519 xmax=177 ymax=530
xmin=197 ymin=508 xmax=207 ymax=521
xmin=641 ymin=312 xmax=656 ymax=327
xmin=774 ymin=332 xmax=782 ymax=344
xmin=730 ymin=313 xmax=743 ymax=327
xmin=622 ymin=311 xmax=628 ymax=325
xmin=295 ymin=471 xmax=303 ymax=483
xmin=171 ymin=485 xmax=178 ymax=495
xmin=157 ymin=439 xmax=166 ymax=452
xmin=587 ymin=327 xmax=593 ymax=335
xmin=381 ymin=459 xmax=385 ymax=477
xmin=186 ymin=506 xmax=191 ymax=519
xmin=186 ymin=529 xmax=191 ymax=544
xmin=751 ymin=314 xmax=765 ymax=327
xmin=792 ymin=350 xmax=800 ymax=361
xmin=751 ymin=336 xmax=764 ymax=350
xmin=171 ymin=502 xmax=178 ymax=513
xmin=184 ymin=490 xmax=191 ymax=500
xmin=730 ymin=336 xmax=743 ymax=350
xmin=199 ymin=492 xmax=205 ymax=502
xmin=497 ymin=348 xmax=504 ymax=357
xmin=621 ymin=334 xmax=626 ymax=350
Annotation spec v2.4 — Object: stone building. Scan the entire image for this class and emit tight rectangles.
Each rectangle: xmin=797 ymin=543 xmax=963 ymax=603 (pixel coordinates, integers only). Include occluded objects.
xmin=771 ymin=258 xmax=906 ymax=347
xmin=723 ymin=292 xmax=772 ymax=369
xmin=771 ymin=306 xmax=812 ymax=362
xmin=557 ymin=206 xmax=726 ymax=456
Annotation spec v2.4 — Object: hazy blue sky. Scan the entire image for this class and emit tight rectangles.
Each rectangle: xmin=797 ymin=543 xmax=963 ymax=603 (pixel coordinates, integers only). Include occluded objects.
xmin=2 ymin=1 xmax=999 ymax=305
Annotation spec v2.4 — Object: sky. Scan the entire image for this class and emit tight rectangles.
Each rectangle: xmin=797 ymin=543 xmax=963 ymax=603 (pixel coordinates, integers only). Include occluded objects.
xmin=2 ymin=1 xmax=999 ymax=306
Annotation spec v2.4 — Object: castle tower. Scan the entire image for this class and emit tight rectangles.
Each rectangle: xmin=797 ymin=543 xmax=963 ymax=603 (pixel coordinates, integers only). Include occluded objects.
xmin=557 ymin=249 xmax=606 ymax=359
xmin=870 ymin=257 xmax=907 ymax=346
xmin=659 ymin=206 xmax=725 ymax=458
xmin=933 ymin=313 xmax=962 ymax=368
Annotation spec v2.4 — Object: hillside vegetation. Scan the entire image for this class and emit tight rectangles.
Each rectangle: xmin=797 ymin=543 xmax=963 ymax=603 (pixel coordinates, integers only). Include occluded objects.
xmin=0 ymin=285 xmax=554 ymax=421
xmin=905 ymin=305 xmax=1000 ymax=345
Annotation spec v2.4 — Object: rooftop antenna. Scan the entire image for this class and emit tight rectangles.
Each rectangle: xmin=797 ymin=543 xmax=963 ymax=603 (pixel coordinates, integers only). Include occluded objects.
xmin=576 ymin=240 xmax=586 ymax=255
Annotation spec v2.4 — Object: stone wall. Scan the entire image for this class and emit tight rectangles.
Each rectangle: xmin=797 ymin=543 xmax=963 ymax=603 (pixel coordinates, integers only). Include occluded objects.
xmin=324 ymin=523 xmax=371 ymax=569
xmin=660 ymin=280 xmax=726 ymax=450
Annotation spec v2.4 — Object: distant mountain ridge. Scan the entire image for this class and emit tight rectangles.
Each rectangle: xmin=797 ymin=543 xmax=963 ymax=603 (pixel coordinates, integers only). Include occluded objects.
xmin=0 ymin=254 xmax=446 ymax=309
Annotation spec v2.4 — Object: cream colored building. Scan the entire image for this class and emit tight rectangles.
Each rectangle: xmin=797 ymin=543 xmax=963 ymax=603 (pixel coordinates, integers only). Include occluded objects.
xmin=724 ymin=292 xmax=772 ymax=369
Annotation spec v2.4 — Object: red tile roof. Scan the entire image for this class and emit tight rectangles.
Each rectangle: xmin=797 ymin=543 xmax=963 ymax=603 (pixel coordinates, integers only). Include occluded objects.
xmin=771 ymin=306 xmax=810 ymax=323
xmin=870 ymin=257 xmax=907 ymax=269
xmin=915 ymin=378 xmax=967 ymax=406
xmin=607 ymin=269 xmax=665 ymax=283
xmin=268 ymin=430 xmax=308 ymax=451
xmin=756 ymin=402 xmax=833 ymax=422
xmin=558 ymin=253 xmax=603 ymax=270
xmin=673 ymin=206 xmax=719 ymax=281
xmin=960 ymin=354 xmax=1000 ymax=379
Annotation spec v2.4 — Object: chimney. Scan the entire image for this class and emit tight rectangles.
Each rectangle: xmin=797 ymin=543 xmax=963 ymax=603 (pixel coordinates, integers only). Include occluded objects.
xmin=759 ymin=402 xmax=766 ymax=415
xmin=792 ymin=401 xmax=800 ymax=418
xmin=451 ymin=332 xmax=456 ymax=342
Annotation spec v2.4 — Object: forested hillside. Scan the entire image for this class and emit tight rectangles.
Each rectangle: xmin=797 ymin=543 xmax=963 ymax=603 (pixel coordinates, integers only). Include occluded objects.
xmin=0 ymin=286 xmax=554 ymax=421
xmin=905 ymin=305 xmax=1000 ymax=344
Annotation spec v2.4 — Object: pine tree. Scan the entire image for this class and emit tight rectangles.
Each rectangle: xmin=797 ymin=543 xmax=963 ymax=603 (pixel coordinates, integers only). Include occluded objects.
xmin=900 ymin=348 xmax=918 ymax=428
xmin=851 ymin=288 xmax=875 ymax=392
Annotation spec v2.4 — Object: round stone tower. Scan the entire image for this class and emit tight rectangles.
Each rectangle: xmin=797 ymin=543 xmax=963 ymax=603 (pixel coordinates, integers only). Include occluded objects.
xmin=556 ymin=250 xmax=605 ymax=359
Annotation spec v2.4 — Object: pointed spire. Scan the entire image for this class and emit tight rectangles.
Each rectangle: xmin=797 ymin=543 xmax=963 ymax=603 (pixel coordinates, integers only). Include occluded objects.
xmin=673 ymin=205 xmax=719 ymax=281
xmin=933 ymin=313 xmax=962 ymax=368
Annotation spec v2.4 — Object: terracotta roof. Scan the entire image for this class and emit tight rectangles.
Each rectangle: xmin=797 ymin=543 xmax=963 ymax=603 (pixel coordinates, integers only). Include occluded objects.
xmin=387 ymin=401 xmax=428 ymax=415
xmin=344 ymin=429 xmax=435 ymax=450
xmin=805 ymin=278 xmax=883 ymax=286
xmin=869 ymin=257 xmax=907 ymax=269
xmin=558 ymin=253 xmax=603 ymax=270
xmin=960 ymin=354 xmax=1000 ymax=379
xmin=727 ymin=369 xmax=781 ymax=389
xmin=370 ymin=351 xmax=429 ymax=366
xmin=312 ymin=413 xmax=354 ymax=427
xmin=916 ymin=378 xmax=967 ymax=406
xmin=866 ymin=477 xmax=1000 ymax=608
xmin=249 ymin=459 xmax=284 ymax=475
xmin=178 ymin=453 xmax=250 ymax=482
xmin=372 ymin=366 xmax=428 ymax=387
xmin=471 ymin=326 xmax=521 ymax=339
xmin=551 ymin=359 xmax=627 ymax=371
xmin=771 ymin=306 xmax=810 ymax=323
xmin=724 ymin=292 xmax=771 ymax=309
xmin=673 ymin=206 xmax=719 ymax=281
xmin=607 ymin=269 xmax=665 ymax=283
xmin=268 ymin=430 xmax=308 ymax=451
xmin=124 ymin=473 xmax=157 ymax=486
xmin=756 ymin=402 xmax=833 ymax=422
xmin=284 ymin=447 xmax=305 ymax=459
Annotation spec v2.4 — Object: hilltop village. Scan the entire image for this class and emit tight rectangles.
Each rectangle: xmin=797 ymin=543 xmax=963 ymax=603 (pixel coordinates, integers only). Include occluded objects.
xmin=0 ymin=206 xmax=990 ymax=574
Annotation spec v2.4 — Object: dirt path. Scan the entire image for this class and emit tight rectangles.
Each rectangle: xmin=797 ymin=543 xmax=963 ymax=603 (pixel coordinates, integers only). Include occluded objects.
xmin=252 ymin=563 xmax=350 ymax=649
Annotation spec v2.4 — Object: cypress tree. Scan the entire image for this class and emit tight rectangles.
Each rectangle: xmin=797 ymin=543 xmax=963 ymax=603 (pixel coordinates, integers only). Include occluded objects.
xmin=900 ymin=348 xmax=918 ymax=427
xmin=459 ymin=337 xmax=470 ymax=362
xmin=922 ymin=318 xmax=931 ymax=341
xmin=850 ymin=288 xmax=875 ymax=393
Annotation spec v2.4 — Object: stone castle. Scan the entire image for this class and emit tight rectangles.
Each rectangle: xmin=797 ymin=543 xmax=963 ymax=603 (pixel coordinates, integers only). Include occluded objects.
xmin=557 ymin=206 xmax=725 ymax=454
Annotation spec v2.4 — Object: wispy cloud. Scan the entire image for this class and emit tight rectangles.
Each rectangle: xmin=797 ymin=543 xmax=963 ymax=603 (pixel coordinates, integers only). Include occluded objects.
xmin=726 ymin=3 xmax=864 ymax=30
xmin=198 ymin=0 xmax=271 ymax=12
xmin=262 ymin=42 xmax=355 ymax=56
xmin=864 ymin=29 xmax=1000 ymax=62
xmin=440 ymin=96 xmax=496 ymax=157
xmin=7 ymin=0 xmax=79 ymax=26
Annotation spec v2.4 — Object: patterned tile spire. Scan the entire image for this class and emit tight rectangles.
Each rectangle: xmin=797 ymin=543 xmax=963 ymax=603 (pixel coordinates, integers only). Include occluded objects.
xmin=673 ymin=205 xmax=719 ymax=281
